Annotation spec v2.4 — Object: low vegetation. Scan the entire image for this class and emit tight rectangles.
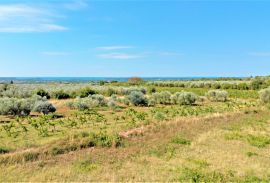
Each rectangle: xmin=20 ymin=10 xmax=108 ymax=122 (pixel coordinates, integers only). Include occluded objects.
xmin=1 ymin=76 xmax=270 ymax=181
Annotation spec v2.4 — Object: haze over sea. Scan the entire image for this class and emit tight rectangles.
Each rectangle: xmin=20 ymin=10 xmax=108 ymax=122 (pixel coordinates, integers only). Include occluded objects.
xmin=0 ymin=77 xmax=228 ymax=83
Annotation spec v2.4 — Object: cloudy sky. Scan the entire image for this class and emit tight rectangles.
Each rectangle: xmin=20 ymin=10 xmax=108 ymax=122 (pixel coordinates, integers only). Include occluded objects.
xmin=0 ymin=0 xmax=270 ymax=77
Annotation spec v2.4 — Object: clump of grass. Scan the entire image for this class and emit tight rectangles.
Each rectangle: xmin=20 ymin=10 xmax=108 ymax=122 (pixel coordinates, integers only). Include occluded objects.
xmin=153 ymin=112 xmax=167 ymax=121
xmin=171 ymin=135 xmax=191 ymax=145
xmin=225 ymin=132 xmax=270 ymax=148
xmin=0 ymin=147 xmax=10 ymax=154
xmin=187 ymin=158 xmax=210 ymax=168
xmin=179 ymin=167 xmax=226 ymax=182
xmin=49 ymin=132 xmax=123 ymax=156
xmin=246 ymin=134 xmax=270 ymax=148
xmin=0 ymin=151 xmax=40 ymax=164
xmin=74 ymin=158 xmax=98 ymax=173
xmin=224 ymin=132 xmax=244 ymax=140
xmin=246 ymin=151 xmax=258 ymax=157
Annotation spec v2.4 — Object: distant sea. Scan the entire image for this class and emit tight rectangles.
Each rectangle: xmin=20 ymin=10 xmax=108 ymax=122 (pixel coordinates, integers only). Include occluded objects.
xmin=0 ymin=77 xmax=235 ymax=83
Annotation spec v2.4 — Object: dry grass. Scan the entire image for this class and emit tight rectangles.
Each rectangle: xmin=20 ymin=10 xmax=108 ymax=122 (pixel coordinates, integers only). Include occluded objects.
xmin=1 ymin=108 xmax=270 ymax=181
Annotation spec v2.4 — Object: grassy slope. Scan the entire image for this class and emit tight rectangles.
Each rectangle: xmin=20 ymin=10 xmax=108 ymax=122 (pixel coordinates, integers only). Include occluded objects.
xmin=1 ymin=109 xmax=270 ymax=182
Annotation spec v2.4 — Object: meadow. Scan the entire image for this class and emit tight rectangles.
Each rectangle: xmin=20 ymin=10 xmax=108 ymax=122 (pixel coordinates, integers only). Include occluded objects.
xmin=0 ymin=76 xmax=270 ymax=182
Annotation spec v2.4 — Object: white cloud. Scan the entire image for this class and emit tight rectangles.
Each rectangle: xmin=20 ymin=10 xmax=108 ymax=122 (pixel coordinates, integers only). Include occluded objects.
xmin=41 ymin=51 xmax=71 ymax=56
xmin=249 ymin=52 xmax=270 ymax=57
xmin=0 ymin=4 xmax=67 ymax=33
xmin=96 ymin=45 xmax=134 ymax=51
xmin=98 ymin=53 xmax=142 ymax=59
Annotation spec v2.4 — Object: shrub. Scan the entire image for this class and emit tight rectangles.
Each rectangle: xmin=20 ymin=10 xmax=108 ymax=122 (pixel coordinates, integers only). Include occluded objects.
xmin=152 ymin=91 xmax=171 ymax=104
xmin=171 ymin=92 xmax=197 ymax=105
xmin=0 ymin=147 xmax=9 ymax=154
xmin=35 ymin=89 xmax=50 ymax=99
xmin=33 ymin=101 xmax=56 ymax=114
xmin=106 ymin=88 xmax=117 ymax=96
xmin=107 ymin=99 xmax=117 ymax=109
xmin=67 ymin=98 xmax=98 ymax=111
xmin=90 ymin=94 xmax=107 ymax=106
xmin=259 ymin=87 xmax=270 ymax=103
xmin=148 ymin=87 xmax=157 ymax=94
xmin=52 ymin=90 xmax=70 ymax=99
xmin=147 ymin=98 xmax=156 ymax=107
xmin=206 ymin=90 xmax=228 ymax=102
xmin=0 ymin=98 xmax=33 ymax=116
xmin=153 ymin=112 xmax=166 ymax=121
xmin=127 ymin=91 xmax=148 ymax=106
xmin=79 ymin=87 xmax=96 ymax=98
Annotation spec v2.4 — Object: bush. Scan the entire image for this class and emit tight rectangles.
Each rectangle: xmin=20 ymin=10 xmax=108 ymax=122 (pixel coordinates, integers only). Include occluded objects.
xmin=33 ymin=101 xmax=56 ymax=114
xmin=90 ymin=94 xmax=107 ymax=106
xmin=0 ymin=98 xmax=33 ymax=116
xmin=107 ymin=99 xmax=117 ymax=109
xmin=148 ymin=87 xmax=157 ymax=94
xmin=79 ymin=87 xmax=96 ymax=98
xmin=171 ymin=92 xmax=197 ymax=105
xmin=127 ymin=91 xmax=148 ymax=106
xmin=259 ymin=87 xmax=270 ymax=103
xmin=35 ymin=89 xmax=50 ymax=99
xmin=206 ymin=90 xmax=228 ymax=102
xmin=152 ymin=91 xmax=171 ymax=104
xmin=67 ymin=98 xmax=98 ymax=111
xmin=153 ymin=112 xmax=166 ymax=121
xmin=52 ymin=90 xmax=70 ymax=99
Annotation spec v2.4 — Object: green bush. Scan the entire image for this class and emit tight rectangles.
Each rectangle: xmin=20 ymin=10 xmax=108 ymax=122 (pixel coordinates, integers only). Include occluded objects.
xmin=79 ymin=87 xmax=96 ymax=98
xmin=52 ymin=90 xmax=70 ymax=99
xmin=90 ymin=94 xmax=107 ymax=106
xmin=107 ymin=99 xmax=117 ymax=109
xmin=127 ymin=91 xmax=148 ymax=106
xmin=33 ymin=101 xmax=56 ymax=114
xmin=0 ymin=98 xmax=33 ymax=116
xmin=0 ymin=147 xmax=9 ymax=154
xmin=171 ymin=92 xmax=197 ymax=105
xmin=206 ymin=90 xmax=228 ymax=102
xmin=259 ymin=87 xmax=270 ymax=103
xmin=35 ymin=89 xmax=50 ymax=99
xmin=152 ymin=91 xmax=171 ymax=104
xmin=67 ymin=97 xmax=99 ymax=111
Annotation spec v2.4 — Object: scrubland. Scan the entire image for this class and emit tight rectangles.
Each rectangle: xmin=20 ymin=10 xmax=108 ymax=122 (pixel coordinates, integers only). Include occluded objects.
xmin=1 ymin=76 xmax=270 ymax=182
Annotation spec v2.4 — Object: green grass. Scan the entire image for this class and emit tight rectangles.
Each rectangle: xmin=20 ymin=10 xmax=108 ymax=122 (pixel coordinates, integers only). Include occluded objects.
xmin=0 ymin=84 xmax=269 ymax=181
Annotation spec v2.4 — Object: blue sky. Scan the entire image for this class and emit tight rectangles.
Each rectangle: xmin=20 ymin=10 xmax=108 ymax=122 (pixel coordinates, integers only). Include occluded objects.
xmin=0 ymin=0 xmax=270 ymax=77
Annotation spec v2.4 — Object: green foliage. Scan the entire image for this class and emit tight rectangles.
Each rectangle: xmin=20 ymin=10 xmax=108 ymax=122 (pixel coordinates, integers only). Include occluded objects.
xmin=107 ymin=99 xmax=117 ymax=109
xmin=74 ymin=158 xmax=98 ymax=172
xmin=0 ymin=97 xmax=33 ymax=116
xmin=153 ymin=112 xmax=166 ymax=121
xmin=79 ymin=87 xmax=96 ymax=98
xmin=259 ymin=87 xmax=270 ymax=103
xmin=33 ymin=101 xmax=56 ymax=115
xmin=152 ymin=91 xmax=172 ymax=104
xmin=52 ymin=90 xmax=70 ymax=99
xmin=246 ymin=135 xmax=270 ymax=148
xmin=90 ymin=94 xmax=107 ymax=106
xmin=171 ymin=92 xmax=197 ymax=105
xmin=171 ymin=135 xmax=191 ymax=145
xmin=35 ymin=89 xmax=50 ymax=99
xmin=127 ymin=91 xmax=148 ymax=106
xmin=179 ymin=168 xmax=226 ymax=182
xmin=0 ymin=147 xmax=10 ymax=154
xmin=206 ymin=90 xmax=228 ymax=102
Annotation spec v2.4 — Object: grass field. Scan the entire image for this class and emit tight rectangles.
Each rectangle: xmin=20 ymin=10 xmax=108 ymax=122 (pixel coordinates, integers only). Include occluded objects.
xmin=0 ymin=85 xmax=270 ymax=182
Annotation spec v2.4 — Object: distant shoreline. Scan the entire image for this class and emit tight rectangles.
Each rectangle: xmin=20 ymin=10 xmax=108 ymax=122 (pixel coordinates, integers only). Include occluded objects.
xmin=0 ymin=76 xmax=248 ymax=83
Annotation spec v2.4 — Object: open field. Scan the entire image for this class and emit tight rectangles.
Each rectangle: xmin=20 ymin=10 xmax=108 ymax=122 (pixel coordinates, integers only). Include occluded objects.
xmin=1 ymin=78 xmax=270 ymax=181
